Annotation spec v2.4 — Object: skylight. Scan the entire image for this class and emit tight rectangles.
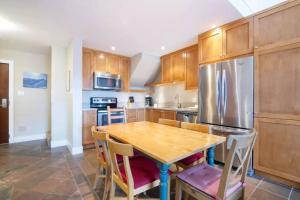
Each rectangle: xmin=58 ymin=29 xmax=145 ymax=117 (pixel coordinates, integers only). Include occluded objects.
xmin=228 ymin=0 xmax=286 ymax=16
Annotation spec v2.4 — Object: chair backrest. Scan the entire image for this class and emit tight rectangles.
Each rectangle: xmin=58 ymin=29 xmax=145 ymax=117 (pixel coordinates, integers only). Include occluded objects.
xmin=107 ymin=139 xmax=134 ymax=191
xmin=181 ymin=122 xmax=209 ymax=133
xmin=158 ymin=118 xmax=181 ymax=128
xmin=217 ymin=129 xmax=257 ymax=199
xmin=107 ymin=106 xmax=127 ymax=125
xmin=91 ymin=126 xmax=110 ymax=168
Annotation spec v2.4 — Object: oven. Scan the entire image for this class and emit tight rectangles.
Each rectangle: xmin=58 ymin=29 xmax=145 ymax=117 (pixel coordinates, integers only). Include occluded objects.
xmin=94 ymin=72 xmax=121 ymax=90
xmin=98 ymin=110 xmax=125 ymax=126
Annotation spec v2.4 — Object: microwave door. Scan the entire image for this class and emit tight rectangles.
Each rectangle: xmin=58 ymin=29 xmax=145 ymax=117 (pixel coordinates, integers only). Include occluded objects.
xmin=95 ymin=76 xmax=117 ymax=90
xmin=198 ymin=62 xmax=222 ymax=125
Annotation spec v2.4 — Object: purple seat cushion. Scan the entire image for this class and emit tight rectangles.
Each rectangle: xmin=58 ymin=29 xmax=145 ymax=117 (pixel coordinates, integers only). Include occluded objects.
xmin=178 ymin=152 xmax=204 ymax=165
xmin=119 ymin=156 xmax=160 ymax=189
xmin=177 ymin=164 xmax=243 ymax=199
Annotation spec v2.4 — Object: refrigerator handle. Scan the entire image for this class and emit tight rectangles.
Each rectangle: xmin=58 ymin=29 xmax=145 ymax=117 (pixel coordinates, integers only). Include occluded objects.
xmin=217 ymin=69 xmax=221 ymax=118
xmin=222 ymin=69 xmax=227 ymax=116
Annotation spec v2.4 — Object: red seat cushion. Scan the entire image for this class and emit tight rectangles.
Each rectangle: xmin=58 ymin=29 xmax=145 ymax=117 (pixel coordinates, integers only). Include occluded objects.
xmin=119 ymin=156 xmax=160 ymax=189
xmin=178 ymin=152 xmax=204 ymax=166
xmin=177 ymin=164 xmax=243 ymax=199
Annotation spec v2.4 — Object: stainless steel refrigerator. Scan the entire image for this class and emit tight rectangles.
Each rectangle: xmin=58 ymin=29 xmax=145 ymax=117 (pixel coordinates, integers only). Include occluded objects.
xmin=198 ymin=56 xmax=253 ymax=129
xmin=198 ymin=56 xmax=254 ymax=174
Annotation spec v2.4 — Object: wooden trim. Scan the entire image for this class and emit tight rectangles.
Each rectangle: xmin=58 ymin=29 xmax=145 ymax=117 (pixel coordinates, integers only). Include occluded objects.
xmin=83 ymin=47 xmax=130 ymax=59
xmin=128 ymin=89 xmax=146 ymax=93
xmin=160 ymin=44 xmax=198 ymax=59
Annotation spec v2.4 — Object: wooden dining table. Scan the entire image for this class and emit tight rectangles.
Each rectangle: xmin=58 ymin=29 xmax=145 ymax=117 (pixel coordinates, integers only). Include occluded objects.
xmin=101 ymin=121 xmax=226 ymax=200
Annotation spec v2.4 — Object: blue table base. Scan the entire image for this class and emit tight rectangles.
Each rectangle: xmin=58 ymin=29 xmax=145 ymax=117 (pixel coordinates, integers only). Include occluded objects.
xmin=207 ymin=146 xmax=216 ymax=166
xmin=158 ymin=163 xmax=170 ymax=200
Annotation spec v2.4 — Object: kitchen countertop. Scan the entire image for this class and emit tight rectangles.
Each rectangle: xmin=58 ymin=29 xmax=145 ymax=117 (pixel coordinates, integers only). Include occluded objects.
xmin=82 ymin=106 xmax=198 ymax=112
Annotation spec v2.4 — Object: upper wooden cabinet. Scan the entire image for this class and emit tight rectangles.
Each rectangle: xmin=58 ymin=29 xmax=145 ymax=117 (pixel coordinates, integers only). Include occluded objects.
xmin=172 ymin=52 xmax=186 ymax=82
xmin=198 ymin=29 xmax=223 ymax=64
xmin=82 ymin=49 xmax=94 ymax=90
xmin=185 ymin=46 xmax=199 ymax=90
xmin=161 ymin=56 xmax=173 ymax=83
xmin=198 ymin=17 xmax=253 ymax=64
xmin=254 ymin=1 xmax=300 ymax=49
xmin=222 ymin=18 xmax=253 ymax=58
xmin=82 ymin=48 xmax=130 ymax=91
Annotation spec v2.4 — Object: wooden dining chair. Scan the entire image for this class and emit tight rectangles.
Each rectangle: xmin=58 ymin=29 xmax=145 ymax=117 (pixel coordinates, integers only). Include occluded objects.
xmin=107 ymin=139 xmax=169 ymax=200
xmin=91 ymin=126 xmax=110 ymax=199
xmin=175 ymin=129 xmax=257 ymax=200
xmin=176 ymin=122 xmax=210 ymax=169
xmin=107 ymin=106 xmax=127 ymax=125
xmin=158 ymin=118 xmax=181 ymax=127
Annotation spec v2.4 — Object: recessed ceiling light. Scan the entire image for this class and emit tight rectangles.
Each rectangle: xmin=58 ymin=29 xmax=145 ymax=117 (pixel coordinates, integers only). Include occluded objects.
xmin=0 ymin=16 xmax=18 ymax=31
xmin=111 ymin=46 xmax=116 ymax=51
xmin=211 ymin=25 xmax=217 ymax=29
xmin=161 ymin=46 xmax=166 ymax=50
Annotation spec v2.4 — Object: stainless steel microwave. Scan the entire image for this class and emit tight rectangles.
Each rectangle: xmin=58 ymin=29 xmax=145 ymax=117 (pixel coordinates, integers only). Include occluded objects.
xmin=93 ymin=72 xmax=122 ymax=90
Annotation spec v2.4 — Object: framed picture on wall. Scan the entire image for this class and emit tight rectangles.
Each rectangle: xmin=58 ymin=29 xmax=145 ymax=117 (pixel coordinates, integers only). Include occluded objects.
xmin=23 ymin=72 xmax=47 ymax=89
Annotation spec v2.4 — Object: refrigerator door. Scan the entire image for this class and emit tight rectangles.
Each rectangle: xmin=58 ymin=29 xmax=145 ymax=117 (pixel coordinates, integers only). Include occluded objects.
xmin=198 ymin=62 xmax=222 ymax=125
xmin=221 ymin=56 xmax=253 ymax=129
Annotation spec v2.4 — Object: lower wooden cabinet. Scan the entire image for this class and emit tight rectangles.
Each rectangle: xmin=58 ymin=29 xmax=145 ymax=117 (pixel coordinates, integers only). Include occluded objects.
xmin=254 ymin=117 xmax=300 ymax=184
xmin=126 ymin=109 xmax=145 ymax=122
xmin=82 ymin=109 xmax=97 ymax=146
xmin=145 ymin=109 xmax=176 ymax=123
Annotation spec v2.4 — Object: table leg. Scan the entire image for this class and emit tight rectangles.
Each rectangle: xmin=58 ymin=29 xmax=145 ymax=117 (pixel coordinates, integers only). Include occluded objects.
xmin=207 ymin=146 xmax=216 ymax=166
xmin=159 ymin=163 xmax=170 ymax=200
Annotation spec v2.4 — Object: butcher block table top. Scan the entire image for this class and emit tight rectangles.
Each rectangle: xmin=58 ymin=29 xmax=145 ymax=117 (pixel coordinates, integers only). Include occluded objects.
xmin=100 ymin=121 xmax=226 ymax=164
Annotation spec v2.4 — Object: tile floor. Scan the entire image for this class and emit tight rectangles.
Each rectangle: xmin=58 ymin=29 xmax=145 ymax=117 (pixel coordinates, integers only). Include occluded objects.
xmin=0 ymin=140 xmax=299 ymax=200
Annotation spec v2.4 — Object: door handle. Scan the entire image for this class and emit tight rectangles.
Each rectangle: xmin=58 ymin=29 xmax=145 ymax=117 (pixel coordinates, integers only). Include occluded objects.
xmin=1 ymin=98 xmax=8 ymax=108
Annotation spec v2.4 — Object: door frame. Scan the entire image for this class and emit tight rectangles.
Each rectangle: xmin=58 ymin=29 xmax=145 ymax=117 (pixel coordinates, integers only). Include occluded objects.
xmin=0 ymin=59 xmax=14 ymax=143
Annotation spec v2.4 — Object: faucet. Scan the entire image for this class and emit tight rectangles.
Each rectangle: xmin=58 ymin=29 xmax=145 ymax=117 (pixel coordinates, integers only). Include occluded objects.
xmin=174 ymin=94 xmax=181 ymax=108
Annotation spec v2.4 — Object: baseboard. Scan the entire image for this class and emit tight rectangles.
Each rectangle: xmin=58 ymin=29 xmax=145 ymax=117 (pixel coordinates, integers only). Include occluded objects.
xmin=11 ymin=134 xmax=46 ymax=143
xmin=50 ymin=139 xmax=68 ymax=148
xmin=67 ymin=143 xmax=83 ymax=155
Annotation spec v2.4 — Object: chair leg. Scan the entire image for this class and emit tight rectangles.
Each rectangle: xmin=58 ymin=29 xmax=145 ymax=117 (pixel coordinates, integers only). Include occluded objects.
xmin=102 ymin=168 xmax=110 ymax=200
xmin=93 ymin=165 xmax=104 ymax=190
xmin=109 ymin=180 xmax=115 ymax=200
xmin=184 ymin=192 xmax=189 ymax=200
xmin=175 ymin=179 xmax=182 ymax=200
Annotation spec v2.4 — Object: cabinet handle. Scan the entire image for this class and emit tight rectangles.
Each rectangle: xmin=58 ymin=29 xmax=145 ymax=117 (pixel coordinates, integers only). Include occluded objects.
xmin=254 ymin=46 xmax=259 ymax=49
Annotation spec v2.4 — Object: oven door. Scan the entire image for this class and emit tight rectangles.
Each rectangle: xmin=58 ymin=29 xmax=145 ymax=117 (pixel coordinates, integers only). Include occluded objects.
xmin=94 ymin=72 xmax=121 ymax=90
xmin=97 ymin=110 xmax=124 ymax=126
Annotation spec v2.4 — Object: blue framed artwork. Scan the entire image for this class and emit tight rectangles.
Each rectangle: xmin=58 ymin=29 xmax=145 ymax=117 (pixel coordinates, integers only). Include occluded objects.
xmin=23 ymin=72 xmax=47 ymax=89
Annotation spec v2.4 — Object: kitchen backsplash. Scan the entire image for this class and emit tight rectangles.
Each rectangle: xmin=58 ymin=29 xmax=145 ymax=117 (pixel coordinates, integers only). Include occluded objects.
xmin=149 ymin=83 xmax=198 ymax=107
xmin=82 ymin=90 xmax=146 ymax=108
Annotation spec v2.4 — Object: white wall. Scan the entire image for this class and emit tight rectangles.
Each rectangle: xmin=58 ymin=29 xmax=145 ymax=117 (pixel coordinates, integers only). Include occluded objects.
xmin=0 ymin=48 xmax=51 ymax=142
xmin=50 ymin=46 xmax=68 ymax=147
xmin=150 ymin=83 xmax=198 ymax=107
xmin=67 ymin=38 xmax=83 ymax=155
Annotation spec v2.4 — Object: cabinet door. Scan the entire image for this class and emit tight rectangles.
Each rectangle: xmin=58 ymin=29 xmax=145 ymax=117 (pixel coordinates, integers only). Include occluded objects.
xmin=161 ymin=56 xmax=173 ymax=83
xmin=95 ymin=51 xmax=107 ymax=72
xmin=254 ymin=42 xmax=300 ymax=120
xmin=185 ymin=46 xmax=198 ymax=90
xmin=152 ymin=110 xmax=162 ymax=123
xmin=119 ymin=57 xmax=130 ymax=91
xmin=161 ymin=110 xmax=176 ymax=120
xmin=136 ymin=109 xmax=145 ymax=121
xmin=172 ymin=52 xmax=186 ymax=82
xmin=254 ymin=1 xmax=300 ymax=49
xmin=107 ymin=54 xmax=120 ymax=74
xmin=198 ymin=29 xmax=222 ymax=64
xmin=82 ymin=110 xmax=97 ymax=146
xmin=146 ymin=109 xmax=153 ymax=121
xmin=82 ymin=49 xmax=94 ymax=90
xmin=127 ymin=109 xmax=137 ymax=123
xmin=254 ymin=117 xmax=300 ymax=183
xmin=222 ymin=17 xmax=253 ymax=58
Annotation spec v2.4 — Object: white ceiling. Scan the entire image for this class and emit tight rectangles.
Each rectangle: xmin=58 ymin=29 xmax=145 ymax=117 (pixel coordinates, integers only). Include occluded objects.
xmin=0 ymin=0 xmax=243 ymax=56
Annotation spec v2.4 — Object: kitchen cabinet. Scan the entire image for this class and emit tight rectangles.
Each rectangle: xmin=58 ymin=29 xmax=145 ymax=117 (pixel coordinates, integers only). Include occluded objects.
xmin=82 ymin=48 xmax=130 ymax=91
xmin=145 ymin=109 xmax=176 ymax=123
xmin=172 ymin=51 xmax=186 ymax=82
xmin=161 ymin=56 xmax=173 ymax=83
xmin=254 ymin=1 xmax=300 ymax=49
xmin=119 ymin=57 xmax=130 ymax=92
xmin=185 ymin=46 xmax=199 ymax=90
xmin=161 ymin=110 xmax=176 ymax=120
xmin=126 ymin=109 xmax=145 ymax=122
xmin=82 ymin=109 xmax=97 ymax=147
xmin=254 ymin=42 xmax=300 ymax=121
xmin=146 ymin=109 xmax=153 ymax=121
xmin=152 ymin=109 xmax=162 ymax=123
xmin=82 ymin=48 xmax=94 ymax=90
xmin=198 ymin=29 xmax=223 ymax=64
xmin=222 ymin=17 xmax=253 ymax=59
xmin=198 ymin=17 xmax=253 ymax=64
xmin=254 ymin=117 xmax=300 ymax=184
